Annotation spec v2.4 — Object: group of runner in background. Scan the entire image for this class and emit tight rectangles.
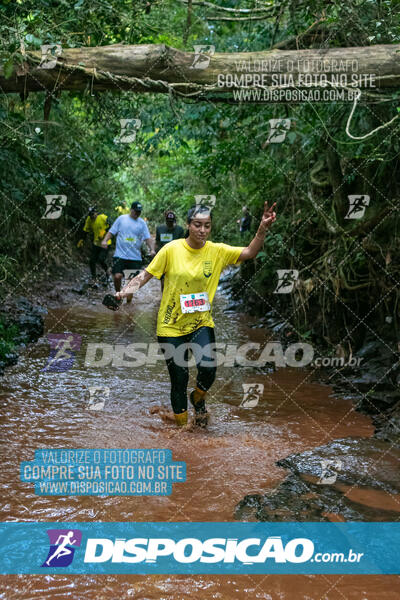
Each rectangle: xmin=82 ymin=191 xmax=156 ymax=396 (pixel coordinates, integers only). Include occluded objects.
xmin=77 ymin=202 xmax=184 ymax=293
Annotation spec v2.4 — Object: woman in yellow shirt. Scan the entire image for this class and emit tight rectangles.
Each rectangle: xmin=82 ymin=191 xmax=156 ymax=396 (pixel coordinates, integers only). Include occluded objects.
xmin=115 ymin=201 xmax=277 ymax=427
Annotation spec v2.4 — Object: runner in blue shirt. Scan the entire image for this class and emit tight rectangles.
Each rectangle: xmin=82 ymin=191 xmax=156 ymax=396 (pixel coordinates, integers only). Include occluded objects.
xmin=102 ymin=201 xmax=155 ymax=302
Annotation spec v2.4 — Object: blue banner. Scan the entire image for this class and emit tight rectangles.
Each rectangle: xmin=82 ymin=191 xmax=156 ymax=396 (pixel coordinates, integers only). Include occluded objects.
xmin=20 ymin=449 xmax=186 ymax=496
xmin=0 ymin=522 xmax=398 ymax=574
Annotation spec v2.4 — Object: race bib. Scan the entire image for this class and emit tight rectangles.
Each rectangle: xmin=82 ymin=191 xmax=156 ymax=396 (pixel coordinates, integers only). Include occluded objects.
xmin=160 ymin=233 xmax=173 ymax=242
xmin=180 ymin=292 xmax=210 ymax=314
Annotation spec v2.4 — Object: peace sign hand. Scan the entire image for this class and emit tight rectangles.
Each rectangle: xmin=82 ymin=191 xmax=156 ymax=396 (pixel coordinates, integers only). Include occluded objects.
xmin=260 ymin=201 xmax=277 ymax=231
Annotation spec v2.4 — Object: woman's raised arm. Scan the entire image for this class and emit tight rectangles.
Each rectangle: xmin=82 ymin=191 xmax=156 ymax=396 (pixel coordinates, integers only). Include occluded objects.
xmin=238 ymin=201 xmax=277 ymax=261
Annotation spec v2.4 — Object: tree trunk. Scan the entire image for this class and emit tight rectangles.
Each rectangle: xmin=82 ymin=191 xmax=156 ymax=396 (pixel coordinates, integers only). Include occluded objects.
xmin=0 ymin=43 xmax=399 ymax=99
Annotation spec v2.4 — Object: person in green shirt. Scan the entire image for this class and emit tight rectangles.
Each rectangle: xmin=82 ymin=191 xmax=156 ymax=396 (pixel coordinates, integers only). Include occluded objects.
xmin=114 ymin=201 xmax=277 ymax=428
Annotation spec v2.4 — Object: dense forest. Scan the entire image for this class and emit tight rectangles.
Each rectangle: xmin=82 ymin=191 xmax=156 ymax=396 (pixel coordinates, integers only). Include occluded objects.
xmin=1 ymin=0 xmax=400 ymax=356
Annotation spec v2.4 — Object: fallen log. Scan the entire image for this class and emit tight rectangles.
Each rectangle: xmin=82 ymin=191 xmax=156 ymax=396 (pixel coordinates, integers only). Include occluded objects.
xmin=1 ymin=43 xmax=399 ymax=100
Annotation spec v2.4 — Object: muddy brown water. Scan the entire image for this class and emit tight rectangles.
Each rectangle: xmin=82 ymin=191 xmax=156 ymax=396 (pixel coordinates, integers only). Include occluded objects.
xmin=0 ymin=279 xmax=398 ymax=598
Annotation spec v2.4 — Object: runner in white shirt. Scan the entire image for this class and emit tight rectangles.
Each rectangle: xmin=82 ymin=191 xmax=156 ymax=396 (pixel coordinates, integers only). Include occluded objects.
xmin=102 ymin=201 xmax=155 ymax=301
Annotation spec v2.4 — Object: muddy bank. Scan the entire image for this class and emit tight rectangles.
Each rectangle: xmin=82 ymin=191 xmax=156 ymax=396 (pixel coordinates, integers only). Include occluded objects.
xmin=0 ymin=262 xmax=107 ymax=376
xmin=226 ymin=283 xmax=400 ymax=522
xmin=329 ymin=338 xmax=400 ymax=446
xmin=241 ymin=303 xmax=400 ymax=419
xmin=0 ymin=297 xmax=45 ymax=375
xmin=233 ymin=330 xmax=400 ymax=522
xmin=235 ymin=437 xmax=400 ymax=522
xmin=27 ymin=262 xmax=95 ymax=307
xmin=312 ymin=338 xmax=400 ymax=449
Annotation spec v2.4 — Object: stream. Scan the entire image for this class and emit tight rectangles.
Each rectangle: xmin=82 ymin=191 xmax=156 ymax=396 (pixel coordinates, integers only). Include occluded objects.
xmin=0 ymin=278 xmax=398 ymax=599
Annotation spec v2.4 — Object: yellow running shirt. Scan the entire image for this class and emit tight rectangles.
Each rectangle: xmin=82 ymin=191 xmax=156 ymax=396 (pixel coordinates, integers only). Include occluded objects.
xmin=83 ymin=214 xmax=111 ymax=247
xmin=115 ymin=205 xmax=130 ymax=215
xmin=146 ymin=238 xmax=245 ymax=337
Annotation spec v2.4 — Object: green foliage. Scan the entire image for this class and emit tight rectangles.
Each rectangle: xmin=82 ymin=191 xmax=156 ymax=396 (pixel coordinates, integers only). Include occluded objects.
xmin=0 ymin=319 xmax=19 ymax=361
xmin=0 ymin=0 xmax=399 ymax=350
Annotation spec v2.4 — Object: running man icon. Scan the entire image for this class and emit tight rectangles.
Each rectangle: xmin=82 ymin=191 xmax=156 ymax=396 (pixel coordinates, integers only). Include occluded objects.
xmin=43 ymin=333 xmax=82 ymax=372
xmin=42 ymin=195 xmax=67 ymax=219
xmin=46 ymin=532 xmax=76 ymax=565
xmin=42 ymin=529 xmax=82 ymax=567
xmin=274 ymin=269 xmax=299 ymax=294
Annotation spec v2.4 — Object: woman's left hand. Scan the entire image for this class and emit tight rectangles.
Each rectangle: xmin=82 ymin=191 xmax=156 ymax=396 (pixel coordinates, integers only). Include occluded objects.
xmin=260 ymin=201 xmax=277 ymax=231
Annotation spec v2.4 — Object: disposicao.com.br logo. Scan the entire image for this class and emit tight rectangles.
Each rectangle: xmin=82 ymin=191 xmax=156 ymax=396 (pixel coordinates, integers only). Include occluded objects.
xmin=40 ymin=532 xmax=364 ymax=570
xmin=1 ymin=522 xmax=393 ymax=574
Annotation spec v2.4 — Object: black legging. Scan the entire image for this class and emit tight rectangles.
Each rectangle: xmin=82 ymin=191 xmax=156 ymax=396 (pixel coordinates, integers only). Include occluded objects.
xmin=157 ymin=326 xmax=217 ymax=414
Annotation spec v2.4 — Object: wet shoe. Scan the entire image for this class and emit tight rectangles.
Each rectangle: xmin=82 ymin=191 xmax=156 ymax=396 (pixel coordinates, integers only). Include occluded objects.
xmin=190 ymin=391 xmax=208 ymax=428
xmin=189 ymin=390 xmax=205 ymax=411
xmin=175 ymin=410 xmax=188 ymax=427
xmin=194 ymin=410 xmax=208 ymax=428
